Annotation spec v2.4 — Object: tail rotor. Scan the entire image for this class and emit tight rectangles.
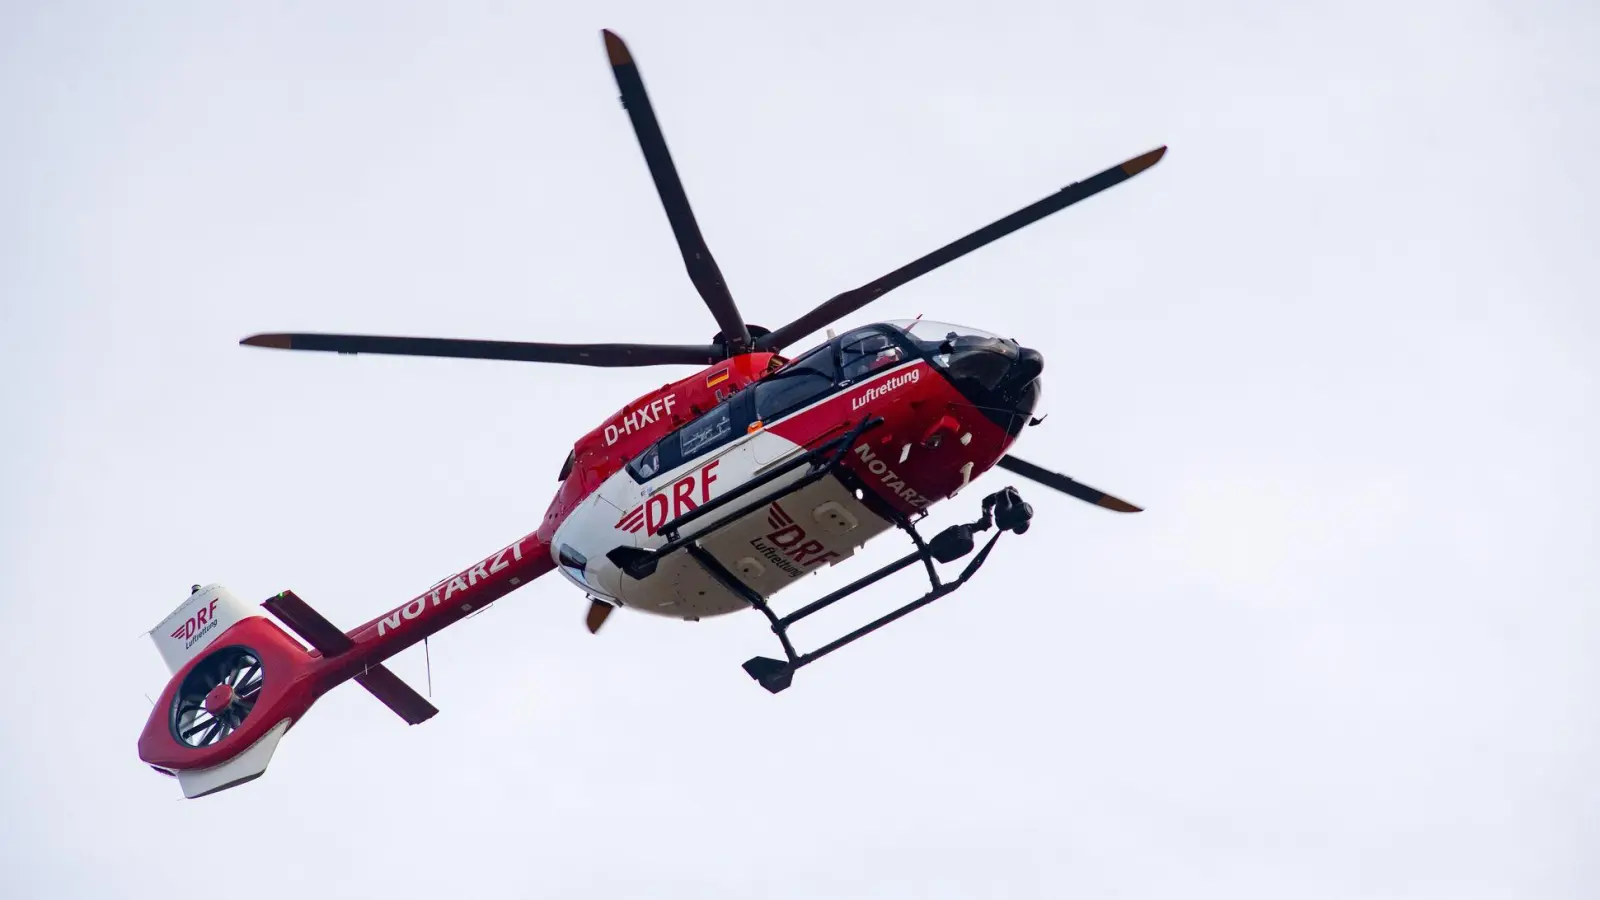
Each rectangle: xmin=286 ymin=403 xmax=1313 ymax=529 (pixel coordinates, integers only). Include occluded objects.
xmin=171 ymin=646 xmax=265 ymax=749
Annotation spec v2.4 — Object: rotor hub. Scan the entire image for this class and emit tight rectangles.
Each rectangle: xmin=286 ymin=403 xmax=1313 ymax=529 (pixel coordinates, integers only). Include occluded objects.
xmin=202 ymin=683 xmax=235 ymax=715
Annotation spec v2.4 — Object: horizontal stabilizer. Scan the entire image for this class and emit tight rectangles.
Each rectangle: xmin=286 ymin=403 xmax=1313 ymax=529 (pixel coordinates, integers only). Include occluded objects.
xmin=264 ymin=590 xmax=355 ymax=656
xmin=263 ymin=590 xmax=437 ymax=723
xmin=354 ymin=664 xmax=439 ymax=725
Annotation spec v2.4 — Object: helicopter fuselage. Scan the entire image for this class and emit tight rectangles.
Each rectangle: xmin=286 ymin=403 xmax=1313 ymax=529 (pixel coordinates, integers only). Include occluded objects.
xmin=545 ymin=320 xmax=1042 ymax=618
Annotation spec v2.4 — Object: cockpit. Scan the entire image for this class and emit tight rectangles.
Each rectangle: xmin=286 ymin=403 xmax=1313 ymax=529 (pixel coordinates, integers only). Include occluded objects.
xmin=623 ymin=321 xmax=1044 ymax=484
xmin=887 ymin=319 xmax=1021 ymax=388
xmin=888 ymin=318 xmax=1008 ymax=348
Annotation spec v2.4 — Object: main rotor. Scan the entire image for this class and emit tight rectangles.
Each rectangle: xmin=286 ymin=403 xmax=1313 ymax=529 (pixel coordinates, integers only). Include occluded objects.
xmin=241 ymin=29 xmax=1165 ymax=368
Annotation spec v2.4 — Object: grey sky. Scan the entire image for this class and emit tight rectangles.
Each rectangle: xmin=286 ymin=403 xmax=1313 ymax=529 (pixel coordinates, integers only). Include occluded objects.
xmin=3 ymin=1 xmax=1597 ymax=897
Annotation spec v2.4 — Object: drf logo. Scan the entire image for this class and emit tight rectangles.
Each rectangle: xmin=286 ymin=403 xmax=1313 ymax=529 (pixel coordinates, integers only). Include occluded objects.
xmin=616 ymin=459 xmax=720 ymax=536
xmin=171 ymin=598 xmax=221 ymax=649
xmin=750 ymin=501 xmax=843 ymax=574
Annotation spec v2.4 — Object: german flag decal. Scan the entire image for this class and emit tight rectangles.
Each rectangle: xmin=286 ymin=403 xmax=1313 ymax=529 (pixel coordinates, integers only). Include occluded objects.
xmin=705 ymin=368 xmax=730 ymax=388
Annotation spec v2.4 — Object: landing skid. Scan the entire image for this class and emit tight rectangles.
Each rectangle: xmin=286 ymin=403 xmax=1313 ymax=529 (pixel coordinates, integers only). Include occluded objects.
xmin=606 ymin=415 xmax=1035 ymax=693
xmin=733 ymin=484 xmax=1032 ymax=692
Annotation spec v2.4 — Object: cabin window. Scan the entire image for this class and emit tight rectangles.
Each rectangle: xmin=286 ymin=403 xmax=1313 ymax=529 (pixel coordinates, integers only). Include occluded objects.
xmin=679 ymin=401 xmax=734 ymax=458
xmin=754 ymin=345 xmax=838 ymax=421
xmin=557 ymin=544 xmax=597 ymax=592
xmin=839 ymin=329 xmax=908 ymax=383
xmin=627 ymin=393 xmax=750 ymax=484
xmin=628 ymin=441 xmax=664 ymax=481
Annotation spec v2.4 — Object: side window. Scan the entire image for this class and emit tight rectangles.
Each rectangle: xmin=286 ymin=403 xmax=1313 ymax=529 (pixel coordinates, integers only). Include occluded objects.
xmin=628 ymin=394 xmax=754 ymax=483
xmin=679 ymin=401 xmax=734 ymax=459
xmin=754 ymin=346 xmax=838 ymax=421
xmin=839 ymin=330 xmax=906 ymax=383
xmin=628 ymin=440 xmax=665 ymax=481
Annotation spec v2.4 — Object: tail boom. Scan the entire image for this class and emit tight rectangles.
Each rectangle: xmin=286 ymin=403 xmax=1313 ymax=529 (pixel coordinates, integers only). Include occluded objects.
xmin=336 ymin=532 xmax=553 ymax=669
xmin=138 ymin=530 xmax=556 ymax=795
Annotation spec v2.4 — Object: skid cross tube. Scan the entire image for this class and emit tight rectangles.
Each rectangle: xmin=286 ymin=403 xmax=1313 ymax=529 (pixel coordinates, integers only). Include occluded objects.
xmin=778 ymin=551 xmax=923 ymax=627
xmin=792 ymin=531 xmax=1001 ymax=670
xmin=685 ymin=543 xmax=802 ymax=663
xmin=739 ymin=486 xmax=1025 ymax=694
xmin=609 ymin=416 xmax=883 ymax=579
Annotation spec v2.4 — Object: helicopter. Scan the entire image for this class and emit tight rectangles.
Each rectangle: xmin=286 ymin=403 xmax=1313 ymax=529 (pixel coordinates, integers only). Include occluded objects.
xmin=137 ymin=29 xmax=1165 ymax=798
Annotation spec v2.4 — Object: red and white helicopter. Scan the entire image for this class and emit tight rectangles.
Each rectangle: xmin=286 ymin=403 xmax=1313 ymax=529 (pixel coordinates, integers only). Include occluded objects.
xmin=138 ymin=29 xmax=1165 ymax=798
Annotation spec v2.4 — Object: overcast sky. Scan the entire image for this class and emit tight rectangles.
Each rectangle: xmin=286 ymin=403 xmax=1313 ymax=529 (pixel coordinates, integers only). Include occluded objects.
xmin=3 ymin=2 xmax=1597 ymax=898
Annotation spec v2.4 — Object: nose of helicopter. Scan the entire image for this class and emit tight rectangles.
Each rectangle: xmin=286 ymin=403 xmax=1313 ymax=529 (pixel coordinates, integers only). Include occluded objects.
xmin=1012 ymin=345 xmax=1043 ymax=384
xmin=938 ymin=338 xmax=1043 ymax=429
xmin=1003 ymin=345 xmax=1044 ymax=421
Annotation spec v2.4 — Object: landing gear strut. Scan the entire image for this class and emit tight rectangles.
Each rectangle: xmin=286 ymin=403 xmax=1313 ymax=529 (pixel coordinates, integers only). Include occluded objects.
xmin=604 ymin=415 xmax=1036 ymax=694
xmin=737 ymin=484 xmax=1033 ymax=693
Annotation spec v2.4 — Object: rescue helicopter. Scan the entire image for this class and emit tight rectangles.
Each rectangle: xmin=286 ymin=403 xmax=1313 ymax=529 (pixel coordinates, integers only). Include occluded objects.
xmin=137 ymin=29 xmax=1165 ymax=798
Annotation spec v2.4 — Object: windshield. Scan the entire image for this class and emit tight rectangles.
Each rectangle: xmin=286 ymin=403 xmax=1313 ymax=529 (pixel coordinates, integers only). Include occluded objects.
xmin=885 ymin=319 xmax=1009 ymax=352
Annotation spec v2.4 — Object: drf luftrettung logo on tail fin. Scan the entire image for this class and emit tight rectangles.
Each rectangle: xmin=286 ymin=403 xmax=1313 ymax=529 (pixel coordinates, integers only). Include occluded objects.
xmin=171 ymin=598 xmax=222 ymax=651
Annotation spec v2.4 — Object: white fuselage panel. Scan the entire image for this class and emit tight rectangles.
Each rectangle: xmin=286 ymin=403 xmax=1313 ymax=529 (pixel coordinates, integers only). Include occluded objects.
xmin=551 ymin=428 xmax=894 ymax=618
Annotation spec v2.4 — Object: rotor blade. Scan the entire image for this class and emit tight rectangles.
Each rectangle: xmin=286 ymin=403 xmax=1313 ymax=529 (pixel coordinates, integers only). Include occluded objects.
xmin=756 ymin=146 xmax=1167 ymax=353
xmin=241 ymin=333 xmax=722 ymax=367
xmin=994 ymin=454 xmax=1143 ymax=513
xmin=603 ymin=29 xmax=751 ymax=355
xmin=585 ymin=598 xmax=614 ymax=635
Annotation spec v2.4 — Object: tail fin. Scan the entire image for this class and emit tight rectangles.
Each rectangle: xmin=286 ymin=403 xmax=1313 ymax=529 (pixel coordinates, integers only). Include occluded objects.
xmin=150 ymin=584 xmax=263 ymax=674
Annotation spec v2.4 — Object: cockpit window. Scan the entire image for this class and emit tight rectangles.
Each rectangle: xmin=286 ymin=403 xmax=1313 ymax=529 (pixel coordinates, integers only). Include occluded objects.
xmin=754 ymin=345 xmax=838 ymax=421
xmin=887 ymin=319 xmax=1007 ymax=351
xmin=839 ymin=330 xmax=907 ymax=383
xmin=893 ymin=319 xmax=1005 ymax=342
xmin=883 ymin=319 xmax=1018 ymax=373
